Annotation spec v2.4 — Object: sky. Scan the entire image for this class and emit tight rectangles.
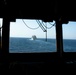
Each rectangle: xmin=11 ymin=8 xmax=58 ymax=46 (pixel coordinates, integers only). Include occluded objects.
xmin=0 ymin=18 xmax=76 ymax=39
xmin=63 ymin=22 xmax=76 ymax=39
xmin=10 ymin=19 xmax=56 ymax=39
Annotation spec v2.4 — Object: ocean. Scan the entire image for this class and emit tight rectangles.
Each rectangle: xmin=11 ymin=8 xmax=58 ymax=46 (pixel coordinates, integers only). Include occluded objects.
xmin=9 ymin=37 xmax=76 ymax=53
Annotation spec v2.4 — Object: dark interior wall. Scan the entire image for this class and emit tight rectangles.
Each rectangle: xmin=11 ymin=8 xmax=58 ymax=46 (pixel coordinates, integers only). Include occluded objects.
xmin=0 ymin=0 xmax=76 ymax=22
xmin=0 ymin=1 xmax=76 ymax=73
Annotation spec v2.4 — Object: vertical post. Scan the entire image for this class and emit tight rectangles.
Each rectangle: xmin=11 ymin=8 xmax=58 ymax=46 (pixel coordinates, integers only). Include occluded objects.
xmin=2 ymin=18 xmax=10 ymax=62
xmin=56 ymin=20 xmax=63 ymax=58
xmin=0 ymin=24 xmax=1 ymax=62
xmin=0 ymin=29 xmax=1 ymax=62
xmin=46 ymin=30 xmax=47 ymax=42
xmin=0 ymin=26 xmax=1 ymax=48
xmin=45 ymin=23 xmax=47 ymax=42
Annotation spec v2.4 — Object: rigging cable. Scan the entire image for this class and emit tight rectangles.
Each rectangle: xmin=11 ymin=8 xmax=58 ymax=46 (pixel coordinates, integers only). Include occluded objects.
xmin=0 ymin=27 xmax=2 ymax=29
xmin=41 ymin=21 xmax=47 ymax=28
xmin=36 ymin=20 xmax=46 ymax=32
xmin=41 ymin=21 xmax=56 ymax=29
xmin=0 ymin=23 xmax=3 ymax=29
xmin=22 ymin=19 xmax=39 ymax=30
xmin=48 ymin=22 xmax=54 ymax=25
xmin=46 ymin=23 xmax=56 ymax=29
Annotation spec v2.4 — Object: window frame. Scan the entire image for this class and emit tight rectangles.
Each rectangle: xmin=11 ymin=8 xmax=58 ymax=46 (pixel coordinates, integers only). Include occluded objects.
xmin=1 ymin=18 xmax=76 ymax=63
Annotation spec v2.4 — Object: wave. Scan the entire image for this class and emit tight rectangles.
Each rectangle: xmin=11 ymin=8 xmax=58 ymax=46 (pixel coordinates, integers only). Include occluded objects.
xmin=29 ymin=38 xmax=51 ymax=45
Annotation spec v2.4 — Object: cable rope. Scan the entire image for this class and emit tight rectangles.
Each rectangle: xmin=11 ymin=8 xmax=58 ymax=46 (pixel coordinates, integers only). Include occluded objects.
xmin=48 ymin=22 xmax=55 ymax=25
xmin=46 ymin=23 xmax=56 ymax=29
xmin=41 ymin=21 xmax=56 ymax=29
xmin=36 ymin=20 xmax=46 ymax=32
xmin=0 ymin=27 xmax=2 ymax=29
xmin=22 ymin=19 xmax=39 ymax=30
xmin=0 ymin=23 xmax=2 ymax=29
xmin=47 ymin=23 xmax=55 ymax=29
xmin=37 ymin=20 xmax=46 ymax=31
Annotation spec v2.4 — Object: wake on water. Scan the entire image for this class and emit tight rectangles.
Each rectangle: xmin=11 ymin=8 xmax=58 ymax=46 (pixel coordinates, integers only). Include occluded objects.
xmin=29 ymin=38 xmax=51 ymax=44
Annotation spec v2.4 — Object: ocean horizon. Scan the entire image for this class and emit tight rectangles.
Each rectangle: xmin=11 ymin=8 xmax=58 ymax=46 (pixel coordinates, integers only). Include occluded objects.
xmin=9 ymin=37 xmax=76 ymax=53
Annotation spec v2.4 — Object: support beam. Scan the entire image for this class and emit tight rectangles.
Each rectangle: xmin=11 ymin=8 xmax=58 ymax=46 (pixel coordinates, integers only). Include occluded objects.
xmin=0 ymin=28 xmax=1 ymax=48
xmin=0 ymin=28 xmax=1 ymax=58
xmin=2 ymin=18 xmax=10 ymax=62
xmin=56 ymin=20 xmax=63 ymax=58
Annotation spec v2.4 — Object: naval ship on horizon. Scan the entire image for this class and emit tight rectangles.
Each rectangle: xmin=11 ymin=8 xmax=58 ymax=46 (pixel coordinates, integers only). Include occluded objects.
xmin=31 ymin=35 xmax=37 ymax=40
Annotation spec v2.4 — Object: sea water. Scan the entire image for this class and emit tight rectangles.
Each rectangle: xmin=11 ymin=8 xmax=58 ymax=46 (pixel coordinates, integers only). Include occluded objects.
xmin=9 ymin=37 xmax=76 ymax=53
